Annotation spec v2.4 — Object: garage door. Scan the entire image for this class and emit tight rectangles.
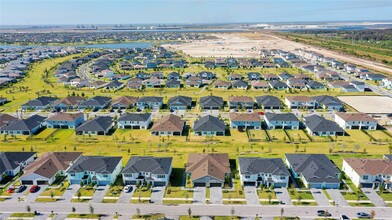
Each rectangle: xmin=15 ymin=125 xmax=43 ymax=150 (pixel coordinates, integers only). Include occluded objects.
xmin=21 ymin=180 xmax=34 ymax=185
xmin=210 ymin=183 xmax=222 ymax=187
xmin=193 ymin=182 xmax=206 ymax=187
xmin=37 ymin=180 xmax=49 ymax=185
xmin=154 ymin=182 xmax=166 ymax=187
xmin=124 ymin=180 xmax=137 ymax=185
xmin=243 ymin=181 xmax=256 ymax=186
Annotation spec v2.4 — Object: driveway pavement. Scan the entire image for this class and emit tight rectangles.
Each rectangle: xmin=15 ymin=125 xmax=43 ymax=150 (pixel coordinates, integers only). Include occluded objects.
xmin=244 ymin=186 xmax=260 ymax=205
xmin=310 ymin=189 xmax=332 ymax=206
xmin=91 ymin=185 xmax=110 ymax=203
xmin=117 ymin=187 xmax=135 ymax=203
xmin=52 ymin=214 xmax=67 ymax=220
xmin=362 ymin=188 xmax=386 ymax=207
xmin=274 ymin=188 xmax=292 ymax=205
xmin=193 ymin=187 xmax=206 ymax=204
xmin=33 ymin=213 xmax=50 ymax=220
xmin=58 ymin=184 xmax=80 ymax=202
xmin=326 ymin=189 xmax=349 ymax=207
xmin=23 ymin=185 xmax=48 ymax=203
xmin=209 ymin=187 xmax=222 ymax=204
xmin=150 ymin=187 xmax=165 ymax=204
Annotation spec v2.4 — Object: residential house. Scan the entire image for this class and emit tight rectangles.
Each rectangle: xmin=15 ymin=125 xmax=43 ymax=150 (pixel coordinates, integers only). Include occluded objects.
xmin=21 ymin=96 xmax=58 ymax=110
xmin=350 ymin=81 xmax=365 ymax=92
xmin=111 ymin=96 xmax=138 ymax=109
xmin=229 ymin=113 xmax=262 ymax=130
xmin=122 ymin=156 xmax=173 ymax=186
xmin=151 ymin=114 xmax=185 ymax=136
xmin=269 ymin=81 xmax=288 ymax=90
xmin=228 ymin=74 xmax=243 ymax=81
xmin=20 ymin=152 xmax=82 ymax=185
xmin=342 ymin=158 xmax=392 ymax=189
xmin=228 ymin=96 xmax=254 ymax=109
xmin=104 ymin=80 xmax=124 ymax=90
xmin=0 ymin=152 xmax=36 ymax=182
xmin=136 ymin=96 xmax=163 ymax=110
xmin=306 ymin=80 xmax=326 ymax=90
xmin=46 ymin=112 xmax=84 ymax=129
xmin=247 ymin=72 xmax=261 ymax=81
xmin=264 ymin=113 xmax=299 ymax=130
xmin=285 ymin=154 xmax=341 ymax=189
xmin=278 ymin=72 xmax=294 ymax=81
xmin=199 ymin=96 xmax=224 ymax=110
xmin=117 ymin=113 xmax=151 ymax=129
xmin=186 ymin=76 xmax=203 ymax=88
xmin=238 ymin=157 xmax=290 ymax=187
xmin=168 ymin=96 xmax=192 ymax=110
xmin=255 ymin=96 xmax=283 ymax=109
xmin=77 ymin=96 xmax=111 ymax=110
xmin=193 ymin=115 xmax=226 ymax=136
xmin=66 ymin=156 xmax=122 ymax=186
xmin=0 ymin=115 xmax=46 ymax=135
xmin=335 ymin=112 xmax=377 ymax=130
xmin=198 ymin=71 xmax=215 ymax=80
xmin=285 ymin=96 xmax=316 ymax=109
xmin=165 ymin=79 xmax=181 ymax=88
xmin=313 ymin=95 xmax=343 ymax=111
xmin=75 ymin=116 xmax=114 ymax=135
xmin=135 ymin=72 xmax=149 ymax=80
xmin=214 ymin=80 xmax=231 ymax=89
xmin=144 ymin=77 xmax=164 ymax=88
xmin=0 ymin=113 xmax=17 ymax=129
xmin=251 ymin=81 xmax=269 ymax=90
xmin=304 ymin=115 xmax=345 ymax=136
xmin=52 ymin=96 xmax=85 ymax=111
xmin=263 ymin=74 xmax=279 ymax=81
xmin=168 ymin=72 xmax=180 ymax=80
xmin=382 ymin=78 xmax=392 ymax=90
xmin=185 ymin=153 xmax=231 ymax=187
xmin=127 ymin=78 xmax=143 ymax=90
xmin=287 ymin=78 xmax=307 ymax=90
xmin=232 ymin=80 xmax=248 ymax=90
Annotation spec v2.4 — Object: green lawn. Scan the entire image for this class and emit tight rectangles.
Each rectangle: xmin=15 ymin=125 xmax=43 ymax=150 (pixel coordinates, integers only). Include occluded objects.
xmin=286 ymin=130 xmax=310 ymax=142
xmin=288 ymin=189 xmax=314 ymax=200
xmin=164 ymin=186 xmax=193 ymax=199
xmin=367 ymin=130 xmax=392 ymax=142
xmin=377 ymin=191 xmax=392 ymax=201
xmin=222 ymin=180 xmax=245 ymax=199
xmin=248 ymin=130 xmax=269 ymax=142
xmin=258 ymin=189 xmax=277 ymax=200
xmin=268 ymin=130 xmax=289 ymax=142
xmin=131 ymin=186 xmax=153 ymax=203
xmin=132 ymin=214 xmax=165 ymax=219
xmin=67 ymin=214 xmax=101 ymax=219
xmin=10 ymin=213 xmax=35 ymax=217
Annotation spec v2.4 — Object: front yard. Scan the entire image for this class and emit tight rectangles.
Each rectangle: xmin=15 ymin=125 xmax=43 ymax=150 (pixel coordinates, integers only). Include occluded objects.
xmin=131 ymin=186 xmax=153 ymax=203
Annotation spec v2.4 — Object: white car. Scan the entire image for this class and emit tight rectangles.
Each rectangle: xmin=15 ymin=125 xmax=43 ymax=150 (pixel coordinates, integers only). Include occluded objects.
xmin=123 ymin=185 xmax=133 ymax=193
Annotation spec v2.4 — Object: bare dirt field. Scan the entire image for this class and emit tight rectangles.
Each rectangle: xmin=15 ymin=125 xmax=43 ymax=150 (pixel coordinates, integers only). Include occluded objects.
xmin=162 ymin=32 xmax=392 ymax=76
xmin=338 ymin=96 xmax=392 ymax=114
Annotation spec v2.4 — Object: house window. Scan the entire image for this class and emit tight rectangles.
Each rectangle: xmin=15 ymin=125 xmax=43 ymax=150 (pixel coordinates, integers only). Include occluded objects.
xmin=71 ymin=174 xmax=75 ymax=177
xmin=245 ymin=175 xmax=250 ymax=178
xmin=280 ymin=176 xmax=285 ymax=180
xmin=157 ymin=175 xmax=165 ymax=178
xmin=363 ymin=175 xmax=368 ymax=180
xmin=103 ymin=175 xmax=108 ymax=177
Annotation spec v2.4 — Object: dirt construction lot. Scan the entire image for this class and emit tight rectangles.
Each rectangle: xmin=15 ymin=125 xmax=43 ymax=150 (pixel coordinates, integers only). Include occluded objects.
xmin=338 ymin=96 xmax=392 ymax=114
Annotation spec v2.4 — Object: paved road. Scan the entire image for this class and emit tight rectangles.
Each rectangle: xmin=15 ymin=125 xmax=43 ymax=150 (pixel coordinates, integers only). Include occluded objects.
xmin=58 ymin=184 xmax=80 ymax=203
xmin=117 ymin=187 xmax=134 ymax=203
xmin=244 ymin=186 xmax=260 ymax=205
xmin=310 ymin=189 xmax=332 ymax=207
xmin=209 ymin=187 xmax=223 ymax=204
xmin=1 ymin=202 xmax=392 ymax=219
xmin=150 ymin=187 xmax=165 ymax=204
xmin=274 ymin=188 xmax=292 ymax=205
xmin=326 ymin=189 xmax=349 ymax=207
xmin=193 ymin=187 xmax=206 ymax=204
xmin=362 ymin=188 xmax=387 ymax=207
xmin=92 ymin=185 xmax=110 ymax=203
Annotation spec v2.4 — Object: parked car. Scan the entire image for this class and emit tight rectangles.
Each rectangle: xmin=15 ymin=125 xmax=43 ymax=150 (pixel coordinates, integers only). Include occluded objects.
xmin=317 ymin=210 xmax=331 ymax=217
xmin=340 ymin=215 xmax=350 ymax=220
xmin=15 ymin=185 xmax=26 ymax=193
xmin=258 ymin=112 xmax=264 ymax=115
xmin=29 ymin=185 xmax=40 ymax=193
xmin=123 ymin=185 xmax=133 ymax=193
xmin=356 ymin=212 xmax=370 ymax=219
xmin=7 ymin=186 xmax=15 ymax=193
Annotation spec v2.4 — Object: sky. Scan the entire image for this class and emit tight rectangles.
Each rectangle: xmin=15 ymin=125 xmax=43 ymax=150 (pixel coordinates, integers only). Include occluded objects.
xmin=1 ymin=0 xmax=391 ymax=25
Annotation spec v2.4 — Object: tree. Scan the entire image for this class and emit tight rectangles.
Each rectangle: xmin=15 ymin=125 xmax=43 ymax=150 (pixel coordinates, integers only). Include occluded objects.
xmin=26 ymin=205 xmax=31 ymax=213
xmin=297 ymin=195 xmax=302 ymax=205
xmin=370 ymin=210 xmax=375 ymax=219
xmin=89 ymin=204 xmax=94 ymax=214
xmin=188 ymin=207 xmax=192 ymax=217
xmin=50 ymin=190 xmax=55 ymax=200
xmin=72 ymin=207 xmax=76 ymax=213
xmin=231 ymin=207 xmax=235 ymax=217
xmin=268 ymin=193 xmax=272 ymax=204
xmin=136 ymin=208 xmax=141 ymax=217
xmin=77 ymin=190 xmax=81 ymax=200
xmin=280 ymin=208 xmax=284 ymax=220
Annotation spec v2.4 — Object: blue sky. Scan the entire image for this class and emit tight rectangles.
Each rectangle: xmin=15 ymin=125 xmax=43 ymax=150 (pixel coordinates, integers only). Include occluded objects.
xmin=1 ymin=0 xmax=391 ymax=25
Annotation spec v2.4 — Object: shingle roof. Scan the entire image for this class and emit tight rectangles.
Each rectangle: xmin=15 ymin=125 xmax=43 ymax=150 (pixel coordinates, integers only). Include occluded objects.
xmin=304 ymin=115 xmax=344 ymax=133
xmin=78 ymin=96 xmax=111 ymax=107
xmin=168 ymin=96 xmax=192 ymax=107
xmin=229 ymin=113 xmax=262 ymax=122
xmin=286 ymin=96 xmax=313 ymax=102
xmin=313 ymin=95 xmax=342 ymax=107
xmin=23 ymin=152 xmax=81 ymax=179
xmin=52 ymin=96 xmax=85 ymax=107
xmin=0 ymin=152 xmax=36 ymax=174
xmin=193 ymin=115 xmax=225 ymax=132
xmin=112 ymin=96 xmax=138 ymax=107
xmin=228 ymin=96 xmax=254 ymax=103
xmin=67 ymin=156 xmax=122 ymax=174
xmin=200 ymin=96 xmax=224 ymax=108
xmin=265 ymin=112 xmax=299 ymax=122
xmin=285 ymin=154 xmax=341 ymax=184
xmin=269 ymin=81 xmax=288 ymax=88
xmin=137 ymin=96 xmax=163 ymax=103
xmin=344 ymin=158 xmax=392 ymax=175
xmin=46 ymin=112 xmax=84 ymax=122
xmin=255 ymin=96 xmax=282 ymax=107
xmin=0 ymin=115 xmax=46 ymax=132
xmin=75 ymin=116 xmax=113 ymax=132
xmin=186 ymin=153 xmax=230 ymax=181
xmin=232 ymin=80 xmax=248 ymax=87
xmin=0 ymin=113 xmax=17 ymax=128
xmin=118 ymin=113 xmax=151 ymax=122
xmin=151 ymin=114 xmax=184 ymax=132
xmin=122 ymin=156 xmax=172 ymax=175
xmin=239 ymin=157 xmax=290 ymax=176
xmin=335 ymin=112 xmax=376 ymax=122
xmin=22 ymin=96 xmax=58 ymax=108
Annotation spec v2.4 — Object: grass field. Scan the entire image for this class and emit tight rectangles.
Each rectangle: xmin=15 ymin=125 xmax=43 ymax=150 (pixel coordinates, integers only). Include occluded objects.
xmin=285 ymin=130 xmax=310 ymax=142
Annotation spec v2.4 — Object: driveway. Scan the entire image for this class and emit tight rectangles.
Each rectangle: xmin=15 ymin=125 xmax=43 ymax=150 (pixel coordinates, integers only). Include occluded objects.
xmin=23 ymin=185 xmax=47 ymax=203
xmin=91 ymin=185 xmax=110 ymax=203
xmin=326 ymin=189 xmax=348 ymax=207
xmin=209 ymin=187 xmax=222 ymax=204
xmin=362 ymin=188 xmax=386 ymax=207
xmin=310 ymin=189 xmax=332 ymax=206
xmin=193 ymin=187 xmax=206 ymax=204
xmin=117 ymin=187 xmax=135 ymax=204
xmin=244 ymin=186 xmax=259 ymax=205
xmin=274 ymin=188 xmax=292 ymax=205
xmin=150 ymin=187 xmax=165 ymax=204
xmin=58 ymin=184 xmax=80 ymax=203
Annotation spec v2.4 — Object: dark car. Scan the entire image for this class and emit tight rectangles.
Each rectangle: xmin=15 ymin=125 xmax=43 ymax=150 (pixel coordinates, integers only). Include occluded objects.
xmin=356 ymin=212 xmax=370 ymax=219
xmin=340 ymin=215 xmax=350 ymax=220
xmin=29 ymin=185 xmax=40 ymax=193
xmin=15 ymin=185 xmax=26 ymax=193
xmin=317 ymin=210 xmax=331 ymax=217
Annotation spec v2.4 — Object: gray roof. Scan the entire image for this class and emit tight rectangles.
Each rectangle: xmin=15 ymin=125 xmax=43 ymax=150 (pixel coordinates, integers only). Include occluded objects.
xmin=0 ymin=115 xmax=46 ymax=132
xmin=313 ymin=95 xmax=342 ymax=107
xmin=118 ymin=113 xmax=151 ymax=122
xmin=168 ymin=96 xmax=192 ymax=107
xmin=200 ymin=96 xmax=224 ymax=108
xmin=384 ymin=155 xmax=392 ymax=160
xmin=255 ymin=96 xmax=282 ymax=108
xmin=22 ymin=96 xmax=58 ymax=108
xmin=269 ymin=80 xmax=288 ymax=88
xmin=304 ymin=115 xmax=344 ymax=133
xmin=75 ymin=116 xmax=113 ymax=132
xmin=307 ymin=80 xmax=325 ymax=88
xmin=232 ymin=80 xmax=248 ymax=87
xmin=67 ymin=156 xmax=122 ymax=174
xmin=265 ymin=112 xmax=299 ymax=122
xmin=78 ymin=96 xmax=111 ymax=107
xmin=137 ymin=96 xmax=163 ymax=103
xmin=193 ymin=115 xmax=225 ymax=132
xmin=166 ymin=79 xmax=181 ymax=86
xmin=105 ymin=80 xmax=124 ymax=88
xmin=285 ymin=154 xmax=341 ymax=184
xmin=0 ymin=152 xmax=36 ymax=174
xmin=122 ymin=156 xmax=172 ymax=175
xmin=239 ymin=157 xmax=290 ymax=176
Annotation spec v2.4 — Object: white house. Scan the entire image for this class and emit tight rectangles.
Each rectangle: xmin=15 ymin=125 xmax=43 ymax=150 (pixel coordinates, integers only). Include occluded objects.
xmin=335 ymin=112 xmax=377 ymax=130
xmin=285 ymin=96 xmax=316 ymax=109
xmin=264 ymin=112 xmax=300 ymax=130
xmin=117 ymin=113 xmax=151 ymax=129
